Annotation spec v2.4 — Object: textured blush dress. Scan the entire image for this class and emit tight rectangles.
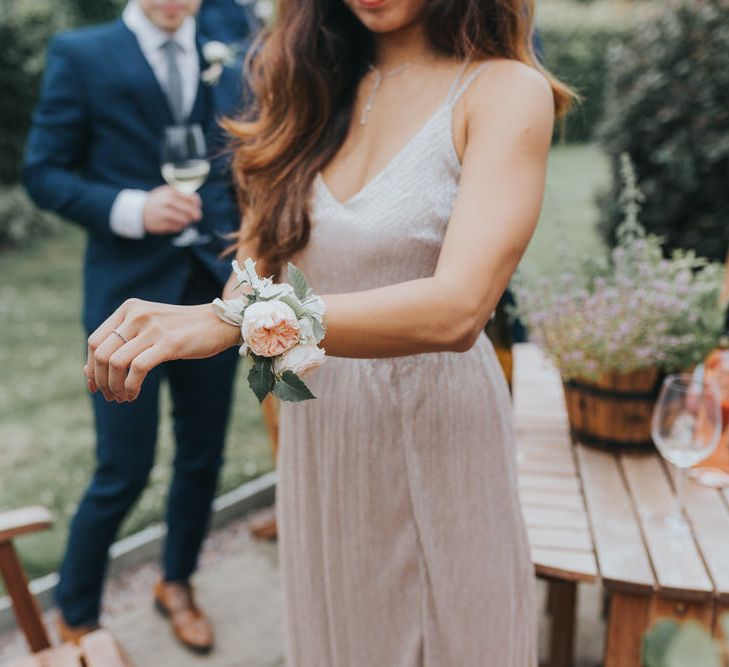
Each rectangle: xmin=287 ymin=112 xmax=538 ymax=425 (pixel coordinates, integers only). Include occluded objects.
xmin=276 ymin=62 xmax=537 ymax=667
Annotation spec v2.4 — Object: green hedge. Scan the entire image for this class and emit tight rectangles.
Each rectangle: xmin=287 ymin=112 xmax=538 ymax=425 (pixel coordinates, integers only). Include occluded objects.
xmin=537 ymin=1 xmax=657 ymax=143
xmin=0 ymin=0 xmax=123 ymax=186
xmin=0 ymin=185 xmax=59 ymax=249
xmin=597 ymin=0 xmax=729 ymax=262
xmin=0 ymin=1 xmax=70 ymax=185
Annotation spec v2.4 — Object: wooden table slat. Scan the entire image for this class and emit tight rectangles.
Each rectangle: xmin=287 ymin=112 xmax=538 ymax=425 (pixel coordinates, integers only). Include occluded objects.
xmin=46 ymin=644 xmax=81 ymax=667
xmin=519 ymin=489 xmax=586 ymax=513
xmin=680 ymin=477 xmax=729 ymax=599
xmin=527 ymin=526 xmax=593 ymax=552
xmin=516 ymin=443 xmax=574 ymax=464
xmin=80 ymin=630 xmax=129 ymax=667
xmin=517 ymin=459 xmax=577 ymax=477
xmin=523 ymin=506 xmax=589 ymax=532
xmin=518 ymin=474 xmax=580 ymax=494
xmin=621 ymin=454 xmax=714 ymax=599
xmin=0 ymin=507 xmax=52 ymax=544
xmin=576 ymin=445 xmax=655 ymax=593
xmin=5 ymin=656 xmax=41 ymax=667
xmin=12 ymin=645 xmax=82 ymax=667
xmin=514 ymin=418 xmax=569 ymax=433
xmin=531 ymin=547 xmax=598 ymax=582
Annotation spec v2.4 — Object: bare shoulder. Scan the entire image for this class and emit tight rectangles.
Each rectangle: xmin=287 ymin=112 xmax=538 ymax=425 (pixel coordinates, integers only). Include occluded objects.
xmin=463 ymin=59 xmax=555 ymax=141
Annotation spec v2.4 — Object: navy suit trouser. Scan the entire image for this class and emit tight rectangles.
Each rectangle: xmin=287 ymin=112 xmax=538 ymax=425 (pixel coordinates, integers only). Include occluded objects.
xmin=56 ymin=264 xmax=238 ymax=626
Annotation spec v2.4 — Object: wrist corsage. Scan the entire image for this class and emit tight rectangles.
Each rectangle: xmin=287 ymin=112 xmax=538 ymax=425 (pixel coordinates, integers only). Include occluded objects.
xmin=212 ymin=259 xmax=327 ymax=403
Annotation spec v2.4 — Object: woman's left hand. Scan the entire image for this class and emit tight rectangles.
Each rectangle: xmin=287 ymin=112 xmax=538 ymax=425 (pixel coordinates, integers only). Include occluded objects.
xmin=85 ymin=299 xmax=240 ymax=403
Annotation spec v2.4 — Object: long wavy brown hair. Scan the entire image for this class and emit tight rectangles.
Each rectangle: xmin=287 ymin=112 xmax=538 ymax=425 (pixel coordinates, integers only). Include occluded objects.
xmin=224 ymin=0 xmax=575 ymax=270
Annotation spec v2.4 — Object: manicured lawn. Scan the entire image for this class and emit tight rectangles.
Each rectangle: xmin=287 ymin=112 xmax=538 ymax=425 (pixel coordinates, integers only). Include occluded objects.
xmin=0 ymin=229 xmax=272 ymax=581
xmin=0 ymin=142 xmax=609 ymax=583
xmin=522 ymin=142 xmax=609 ymax=276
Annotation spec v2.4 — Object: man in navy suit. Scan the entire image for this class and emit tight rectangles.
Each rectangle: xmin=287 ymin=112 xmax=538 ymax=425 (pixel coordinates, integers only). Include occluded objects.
xmin=23 ymin=0 xmax=257 ymax=653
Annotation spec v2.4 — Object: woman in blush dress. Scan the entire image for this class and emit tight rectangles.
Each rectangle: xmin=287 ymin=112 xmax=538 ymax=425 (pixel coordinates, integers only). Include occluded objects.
xmin=84 ymin=0 xmax=575 ymax=663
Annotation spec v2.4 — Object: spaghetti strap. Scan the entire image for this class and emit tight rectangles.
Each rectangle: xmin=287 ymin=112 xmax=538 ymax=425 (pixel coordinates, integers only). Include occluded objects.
xmin=444 ymin=61 xmax=471 ymax=104
xmin=448 ymin=61 xmax=493 ymax=107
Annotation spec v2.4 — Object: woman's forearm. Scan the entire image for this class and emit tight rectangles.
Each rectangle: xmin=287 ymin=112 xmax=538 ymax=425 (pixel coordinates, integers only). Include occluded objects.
xmin=320 ymin=275 xmax=502 ymax=358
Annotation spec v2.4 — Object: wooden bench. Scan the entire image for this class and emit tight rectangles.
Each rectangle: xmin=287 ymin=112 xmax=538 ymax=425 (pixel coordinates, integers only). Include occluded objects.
xmin=514 ymin=343 xmax=729 ymax=666
xmin=0 ymin=507 xmax=130 ymax=667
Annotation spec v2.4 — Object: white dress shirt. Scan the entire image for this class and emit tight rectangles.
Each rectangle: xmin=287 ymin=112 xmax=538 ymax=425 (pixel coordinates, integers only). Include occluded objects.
xmin=109 ymin=1 xmax=200 ymax=239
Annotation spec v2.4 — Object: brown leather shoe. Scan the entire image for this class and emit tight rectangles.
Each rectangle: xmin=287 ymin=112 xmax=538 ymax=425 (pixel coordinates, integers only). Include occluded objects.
xmin=154 ymin=580 xmax=214 ymax=654
xmin=249 ymin=512 xmax=278 ymax=541
xmin=57 ymin=613 xmax=100 ymax=645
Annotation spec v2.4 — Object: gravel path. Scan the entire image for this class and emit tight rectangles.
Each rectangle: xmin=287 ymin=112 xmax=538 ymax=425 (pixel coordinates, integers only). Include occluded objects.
xmin=0 ymin=503 xmax=605 ymax=666
xmin=0 ymin=506 xmax=280 ymax=664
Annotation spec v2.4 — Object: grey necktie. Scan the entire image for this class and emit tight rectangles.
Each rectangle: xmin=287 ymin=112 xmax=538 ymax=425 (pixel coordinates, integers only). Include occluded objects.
xmin=161 ymin=40 xmax=184 ymax=123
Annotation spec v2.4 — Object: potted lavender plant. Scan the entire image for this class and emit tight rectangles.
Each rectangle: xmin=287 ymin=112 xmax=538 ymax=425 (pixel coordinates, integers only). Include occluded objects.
xmin=513 ymin=155 xmax=725 ymax=451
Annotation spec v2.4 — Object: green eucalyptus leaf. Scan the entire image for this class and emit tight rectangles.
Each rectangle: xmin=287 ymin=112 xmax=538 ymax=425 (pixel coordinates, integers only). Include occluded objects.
xmin=242 ymin=353 xmax=254 ymax=372
xmin=642 ymin=619 xmax=680 ymax=667
xmin=272 ymin=371 xmax=316 ymax=402
xmin=664 ymin=622 xmax=721 ymax=667
xmin=312 ymin=318 xmax=326 ymax=344
xmin=720 ymin=613 xmax=729 ymax=643
xmin=288 ymin=263 xmax=310 ymax=301
xmin=279 ymin=294 xmax=306 ymax=319
xmin=248 ymin=356 xmax=275 ymax=403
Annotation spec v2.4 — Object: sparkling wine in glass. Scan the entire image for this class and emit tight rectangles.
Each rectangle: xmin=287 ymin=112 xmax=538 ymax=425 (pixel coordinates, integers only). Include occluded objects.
xmin=651 ymin=372 xmax=722 ymax=530
xmin=161 ymin=124 xmax=211 ymax=247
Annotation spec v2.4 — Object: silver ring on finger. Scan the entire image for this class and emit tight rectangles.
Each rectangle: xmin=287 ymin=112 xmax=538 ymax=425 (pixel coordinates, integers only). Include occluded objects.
xmin=112 ymin=328 xmax=130 ymax=344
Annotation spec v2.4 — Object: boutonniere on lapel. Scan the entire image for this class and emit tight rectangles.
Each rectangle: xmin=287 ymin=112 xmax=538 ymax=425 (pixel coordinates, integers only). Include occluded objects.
xmin=235 ymin=0 xmax=275 ymax=23
xmin=201 ymin=41 xmax=237 ymax=86
xmin=253 ymin=0 xmax=275 ymax=22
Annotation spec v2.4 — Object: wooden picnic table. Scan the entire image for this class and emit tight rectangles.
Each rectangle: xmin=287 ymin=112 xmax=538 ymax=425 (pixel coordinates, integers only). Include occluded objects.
xmin=514 ymin=343 xmax=729 ymax=667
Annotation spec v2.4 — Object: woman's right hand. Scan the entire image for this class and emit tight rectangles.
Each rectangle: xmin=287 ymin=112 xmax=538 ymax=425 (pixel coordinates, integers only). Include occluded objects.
xmin=85 ymin=299 xmax=241 ymax=403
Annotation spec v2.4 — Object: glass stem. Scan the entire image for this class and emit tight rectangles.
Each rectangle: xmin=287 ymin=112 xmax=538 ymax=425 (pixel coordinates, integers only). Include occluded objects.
xmin=675 ymin=464 xmax=685 ymax=517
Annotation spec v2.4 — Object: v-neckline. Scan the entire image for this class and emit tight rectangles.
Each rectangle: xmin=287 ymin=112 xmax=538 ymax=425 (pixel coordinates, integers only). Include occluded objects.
xmin=317 ymin=84 xmax=456 ymax=208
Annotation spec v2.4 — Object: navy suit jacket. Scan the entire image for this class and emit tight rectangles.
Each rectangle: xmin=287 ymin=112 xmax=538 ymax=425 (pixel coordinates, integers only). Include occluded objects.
xmin=23 ymin=20 xmax=250 ymax=332
xmin=198 ymin=0 xmax=261 ymax=49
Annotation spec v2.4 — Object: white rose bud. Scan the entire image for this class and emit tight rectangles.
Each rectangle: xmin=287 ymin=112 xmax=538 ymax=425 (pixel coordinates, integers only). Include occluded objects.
xmin=201 ymin=63 xmax=223 ymax=85
xmin=202 ymin=40 xmax=231 ymax=64
xmin=302 ymin=294 xmax=326 ymax=320
xmin=274 ymin=344 xmax=326 ymax=376
xmin=297 ymin=317 xmax=315 ymax=344
xmin=258 ymin=281 xmax=295 ymax=300
xmin=212 ymin=297 xmax=245 ymax=326
xmin=254 ymin=0 xmax=275 ymax=22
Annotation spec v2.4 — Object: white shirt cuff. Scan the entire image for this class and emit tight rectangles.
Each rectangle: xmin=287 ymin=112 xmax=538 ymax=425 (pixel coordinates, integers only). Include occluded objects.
xmin=109 ymin=189 xmax=148 ymax=239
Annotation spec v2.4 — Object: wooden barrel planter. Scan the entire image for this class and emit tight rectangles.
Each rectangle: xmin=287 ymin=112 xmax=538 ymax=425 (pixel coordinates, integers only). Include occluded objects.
xmin=562 ymin=368 xmax=663 ymax=452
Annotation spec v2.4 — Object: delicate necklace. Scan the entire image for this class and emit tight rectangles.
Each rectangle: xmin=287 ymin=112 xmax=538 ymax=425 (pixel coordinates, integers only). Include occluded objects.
xmin=360 ymin=62 xmax=412 ymax=125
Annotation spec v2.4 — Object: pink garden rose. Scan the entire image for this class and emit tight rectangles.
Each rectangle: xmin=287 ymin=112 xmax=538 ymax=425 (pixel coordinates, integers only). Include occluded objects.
xmin=242 ymin=301 xmax=300 ymax=357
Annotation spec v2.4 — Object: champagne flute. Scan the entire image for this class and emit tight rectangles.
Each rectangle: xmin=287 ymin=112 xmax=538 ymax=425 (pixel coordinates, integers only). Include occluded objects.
xmin=161 ymin=124 xmax=211 ymax=247
xmin=651 ymin=372 xmax=722 ymax=530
